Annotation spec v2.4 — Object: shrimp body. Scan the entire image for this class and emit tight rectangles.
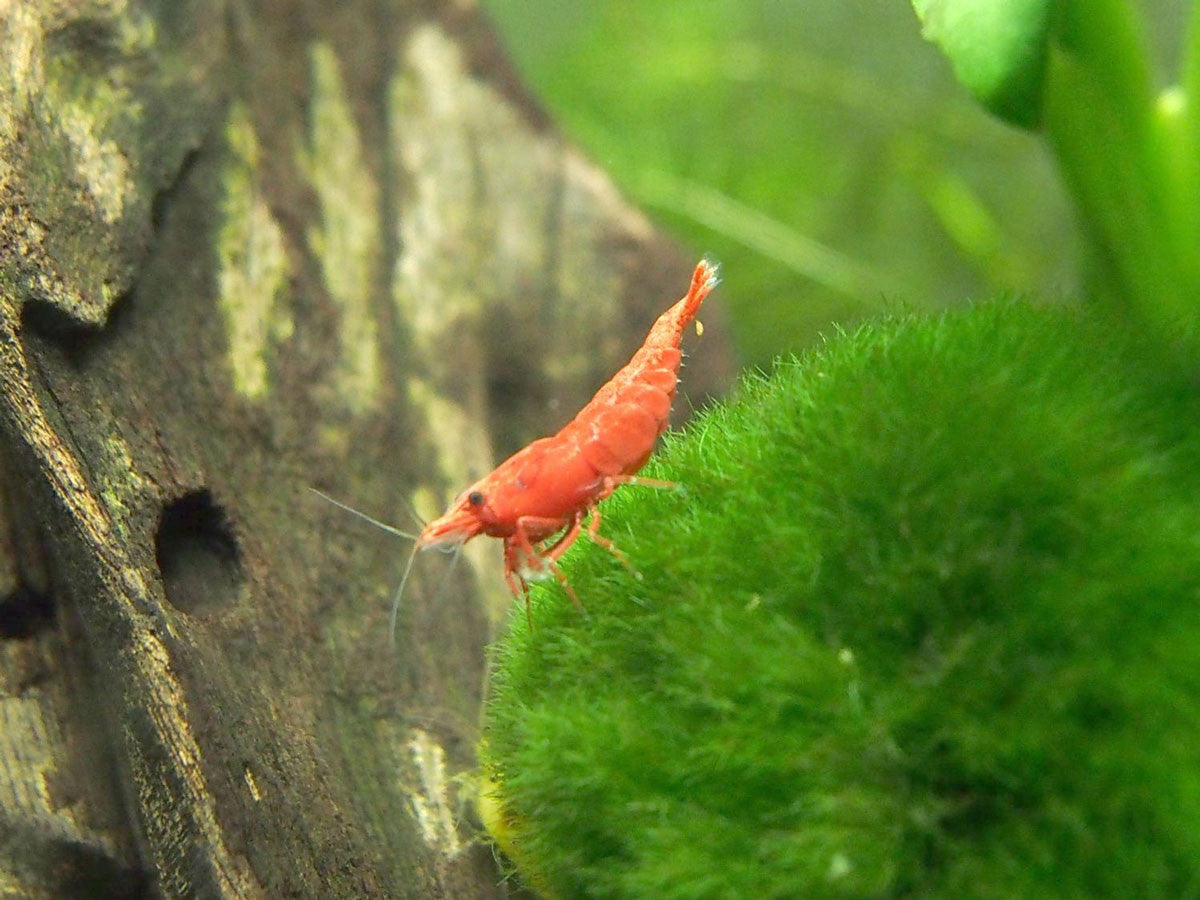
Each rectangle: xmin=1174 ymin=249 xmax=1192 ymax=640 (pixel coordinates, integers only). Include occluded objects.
xmin=418 ymin=260 xmax=718 ymax=619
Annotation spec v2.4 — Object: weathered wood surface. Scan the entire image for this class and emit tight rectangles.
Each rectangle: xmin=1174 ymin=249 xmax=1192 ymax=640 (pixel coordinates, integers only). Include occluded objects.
xmin=0 ymin=0 xmax=731 ymax=896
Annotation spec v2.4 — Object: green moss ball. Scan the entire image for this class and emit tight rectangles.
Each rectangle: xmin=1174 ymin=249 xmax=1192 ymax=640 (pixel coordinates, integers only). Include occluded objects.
xmin=481 ymin=302 xmax=1200 ymax=898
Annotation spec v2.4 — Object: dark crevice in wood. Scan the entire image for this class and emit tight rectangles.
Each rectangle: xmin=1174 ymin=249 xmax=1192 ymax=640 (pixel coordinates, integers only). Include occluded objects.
xmin=155 ymin=490 xmax=244 ymax=616
xmin=20 ymin=286 xmax=136 ymax=368
xmin=43 ymin=11 xmax=131 ymax=70
xmin=0 ymin=820 xmax=154 ymax=900
xmin=0 ymin=584 xmax=55 ymax=640
xmin=150 ymin=146 xmax=204 ymax=233
xmin=483 ymin=310 xmax=550 ymax=458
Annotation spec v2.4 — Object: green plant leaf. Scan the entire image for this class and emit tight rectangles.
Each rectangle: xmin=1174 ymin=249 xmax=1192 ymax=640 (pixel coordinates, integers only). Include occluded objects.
xmin=911 ymin=0 xmax=1052 ymax=127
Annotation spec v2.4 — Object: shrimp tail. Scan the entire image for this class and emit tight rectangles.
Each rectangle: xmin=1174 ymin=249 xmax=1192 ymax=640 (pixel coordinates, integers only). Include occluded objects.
xmin=641 ymin=258 xmax=720 ymax=350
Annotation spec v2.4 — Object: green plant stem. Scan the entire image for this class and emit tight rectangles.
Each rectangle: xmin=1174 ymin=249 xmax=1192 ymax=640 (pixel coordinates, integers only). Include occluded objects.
xmin=1187 ymin=1 xmax=1200 ymax=134
xmin=1182 ymin=0 xmax=1200 ymax=245
xmin=1045 ymin=0 xmax=1199 ymax=332
xmin=1054 ymin=0 xmax=1153 ymax=122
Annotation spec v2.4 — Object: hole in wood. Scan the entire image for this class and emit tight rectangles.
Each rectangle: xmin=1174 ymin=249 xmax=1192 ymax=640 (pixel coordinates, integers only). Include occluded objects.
xmin=0 ymin=585 xmax=55 ymax=640
xmin=51 ymin=838 xmax=153 ymax=900
xmin=155 ymin=490 xmax=243 ymax=615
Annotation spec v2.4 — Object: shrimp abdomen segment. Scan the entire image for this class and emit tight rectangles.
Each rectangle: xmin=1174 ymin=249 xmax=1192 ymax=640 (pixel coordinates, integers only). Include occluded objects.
xmin=580 ymin=401 xmax=660 ymax=476
xmin=620 ymin=381 xmax=672 ymax=427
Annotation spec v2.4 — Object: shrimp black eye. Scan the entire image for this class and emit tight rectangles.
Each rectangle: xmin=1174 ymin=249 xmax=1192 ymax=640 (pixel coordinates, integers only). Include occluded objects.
xmin=468 ymin=491 xmax=484 ymax=507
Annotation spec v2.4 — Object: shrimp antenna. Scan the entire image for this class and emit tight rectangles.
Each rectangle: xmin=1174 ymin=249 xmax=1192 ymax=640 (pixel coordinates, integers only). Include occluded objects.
xmin=389 ymin=542 xmax=464 ymax=645
xmin=403 ymin=496 xmax=428 ymax=529
xmin=308 ymin=488 xmax=418 ymax=541
xmin=432 ymin=542 xmax=464 ymax=610
xmin=389 ymin=542 xmax=422 ymax=646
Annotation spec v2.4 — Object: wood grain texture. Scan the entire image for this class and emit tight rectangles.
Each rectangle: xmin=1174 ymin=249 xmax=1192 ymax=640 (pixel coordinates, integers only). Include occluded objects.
xmin=0 ymin=0 xmax=733 ymax=895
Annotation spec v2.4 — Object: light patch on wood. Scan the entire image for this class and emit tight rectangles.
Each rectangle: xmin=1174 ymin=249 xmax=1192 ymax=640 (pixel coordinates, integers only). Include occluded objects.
xmin=386 ymin=17 xmax=652 ymax=314
xmin=0 ymin=677 xmax=102 ymax=849
xmin=217 ymin=102 xmax=292 ymax=400
xmin=243 ymin=764 xmax=262 ymax=802
xmin=402 ymin=727 xmax=462 ymax=858
xmin=388 ymin=25 xmax=636 ymax=362
xmin=0 ymin=868 xmax=23 ymax=896
xmin=386 ymin=25 xmax=643 ymax=391
xmin=45 ymin=88 xmax=135 ymax=224
xmin=36 ymin=3 xmax=159 ymax=225
xmin=94 ymin=433 xmax=152 ymax=549
xmin=388 ymin=27 xmax=497 ymax=357
xmin=305 ymin=42 xmax=382 ymax=415
xmin=405 ymin=379 xmax=491 ymax=492
xmin=109 ymin=3 xmax=159 ymax=56
xmin=409 ymin=486 xmax=443 ymax=527
xmin=0 ymin=4 xmax=43 ymax=145
xmin=0 ymin=6 xmax=53 ymax=317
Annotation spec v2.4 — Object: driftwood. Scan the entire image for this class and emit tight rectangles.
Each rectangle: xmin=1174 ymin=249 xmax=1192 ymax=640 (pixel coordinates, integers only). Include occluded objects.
xmin=0 ymin=1 xmax=731 ymax=896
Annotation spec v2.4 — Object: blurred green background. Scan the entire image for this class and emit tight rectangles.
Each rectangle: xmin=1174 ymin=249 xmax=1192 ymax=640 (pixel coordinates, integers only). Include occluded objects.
xmin=483 ymin=0 xmax=1181 ymax=367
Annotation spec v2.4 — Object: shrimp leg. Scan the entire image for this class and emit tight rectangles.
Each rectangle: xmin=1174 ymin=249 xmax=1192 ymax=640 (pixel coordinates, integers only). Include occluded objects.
xmin=513 ymin=516 xmax=583 ymax=568
xmin=537 ymin=512 xmax=585 ymax=563
xmin=501 ymin=553 xmax=533 ymax=631
xmin=515 ymin=517 xmax=584 ymax=612
xmin=584 ymin=505 xmax=639 ymax=577
xmin=503 ymin=552 xmax=583 ymax=631
xmin=505 ymin=516 xmax=586 ymax=628
xmin=583 ymin=474 xmax=678 ymax=572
